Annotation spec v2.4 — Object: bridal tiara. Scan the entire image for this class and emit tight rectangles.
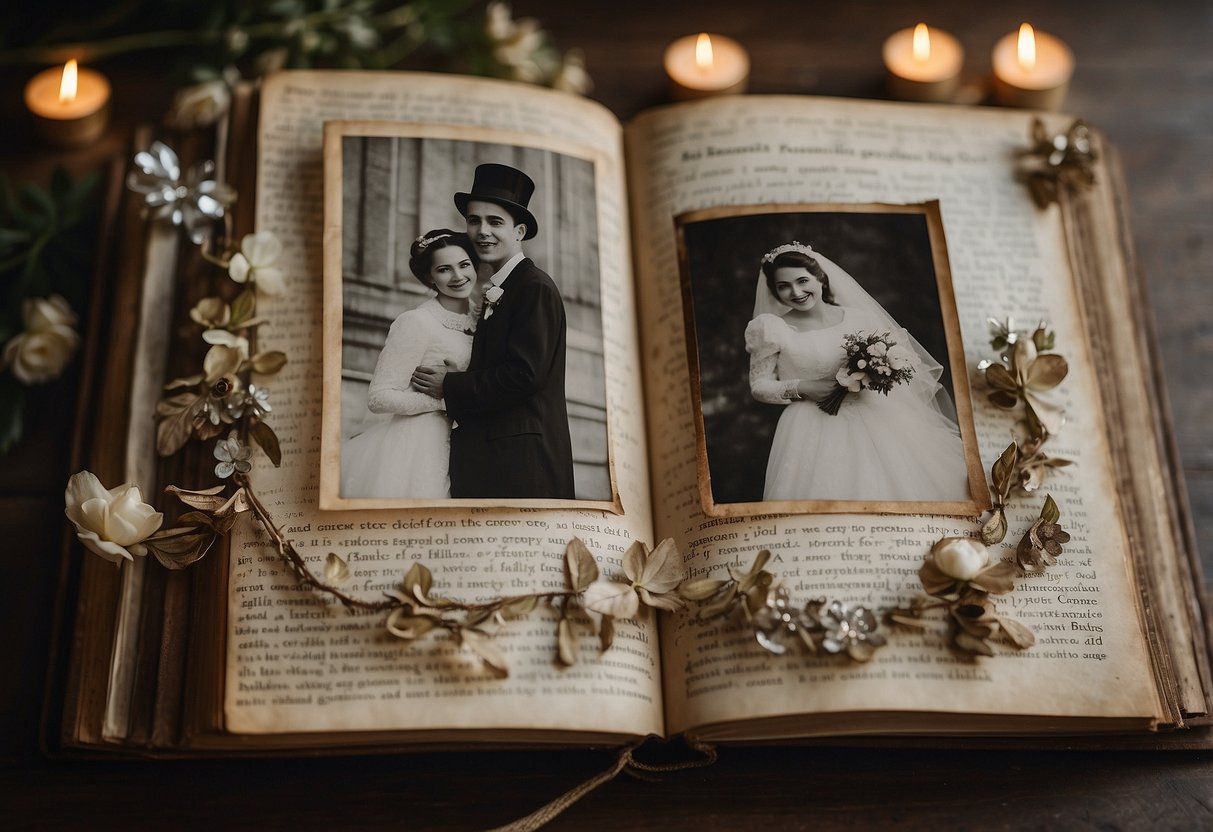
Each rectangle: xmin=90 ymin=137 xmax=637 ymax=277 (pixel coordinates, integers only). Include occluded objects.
xmin=761 ymin=241 xmax=815 ymax=264
xmin=415 ymin=232 xmax=451 ymax=252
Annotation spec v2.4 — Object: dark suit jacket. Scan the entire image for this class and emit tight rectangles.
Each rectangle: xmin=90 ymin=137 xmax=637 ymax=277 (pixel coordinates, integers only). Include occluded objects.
xmin=444 ymin=258 xmax=576 ymax=499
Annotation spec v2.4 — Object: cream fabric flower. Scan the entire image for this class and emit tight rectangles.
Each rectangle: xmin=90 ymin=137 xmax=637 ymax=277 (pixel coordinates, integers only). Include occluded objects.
xmin=2 ymin=295 xmax=80 ymax=385
xmin=64 ymin=471 xmax=164 ymax=564
xmin=228 ymin=232 xmax=285 ymax=295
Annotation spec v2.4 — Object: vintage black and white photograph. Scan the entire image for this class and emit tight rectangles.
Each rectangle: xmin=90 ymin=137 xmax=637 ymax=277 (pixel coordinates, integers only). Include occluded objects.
xmin=321 ymin=124 xmax=614 ymax=509
xmin=676 ymin=203 xmax=988 ymax=516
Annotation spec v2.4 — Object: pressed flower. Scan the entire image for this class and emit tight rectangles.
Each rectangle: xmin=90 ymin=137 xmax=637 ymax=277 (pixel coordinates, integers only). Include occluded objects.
xmin=228 ymin=231 xmax=286 ymax=295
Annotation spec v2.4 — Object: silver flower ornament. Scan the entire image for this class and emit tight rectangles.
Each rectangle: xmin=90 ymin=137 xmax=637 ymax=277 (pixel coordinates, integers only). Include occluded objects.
xmin=214 ymin=433 xmax=253 ymax=479
xmin=127 ymin=141 xmax=236 ymax=244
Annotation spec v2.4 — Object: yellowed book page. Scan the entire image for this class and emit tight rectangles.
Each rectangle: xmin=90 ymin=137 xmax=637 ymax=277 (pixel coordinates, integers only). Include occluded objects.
xmin=225 ymin=71 xmax=659 ymax=738
xmin=623 ymin=97 xmax=1165 ymax=735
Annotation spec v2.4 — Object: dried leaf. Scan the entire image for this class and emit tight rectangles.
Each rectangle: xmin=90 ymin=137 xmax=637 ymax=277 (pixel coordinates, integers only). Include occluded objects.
xmin=968 ymin=561 xmax=1017 ymax=594
xmin=1026 ymin=354 xmax=1068 ymax=389
xmin=750 ymin=549 xmax=772 ymax=574
xmin=980 ymin=508 xmax=1008 ymax=545
xmin=500 ymin=595 xmax=539 ymax=618
xmin=991 ymin=442 xmax=1018 ymax=496
xmin=597 ymin=614 xmax=615 ymax=652
xmin=248 ymin=418 xmax=282 ymax=466
xmin=1026 ymin=395 xmax=1065 ymax=436
xmin=583 ymin=579 xmax=640 ymax=620
xmin=165 ymin=483 xmax=228 ymax=511
xmin=953 ymin=631 xmax=995 ymax=657
xmin=1040 ymin=493 xmax=1060 ymax=524
xmin=324 ymin=553 xmax=350 ymax=584
xmin=143 ymin=525 xmax=217 ymax=570
xmin=229 ymin=287 xmax=256 ymax=326
xmin=404 ymin=563 xmax=434 ymax=603
xmin=984 ymin=363 xmax=1018 ymax=393
xmin=250 ymin=351 xmax=287 ymax=375
xmin=636 ymin=538 xmax=682 ymax=593
xmin=987 ymin=390 xmax=1020 ymax=410
xmin=156 ymin=394 xmax=201 ymax=456
xmin=564 ymin=538 xmax=598 ymax=592
xmin=679 ymin=578 xmax=726 ymax=601
xmin=918 ymin=558 xmax=957 ymax=596
xmin=385 ymin=609 xmax=436 ymax=641
xmin=461 ymin=629 xmax=509 ymax=678
xmin=637 ymin=586 xmax=685 ymax=611
xmin=998 ymin=615 xmax=1037 ymax=649
xmin=557 ymin=617 xmax=577 ymax=666
xmin=621 ymin=540 xmax=645 ymax=583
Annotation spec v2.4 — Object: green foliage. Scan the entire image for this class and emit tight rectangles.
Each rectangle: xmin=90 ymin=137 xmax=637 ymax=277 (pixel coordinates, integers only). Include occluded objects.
xmin=0 ymin=168 xmax=100 ymax=329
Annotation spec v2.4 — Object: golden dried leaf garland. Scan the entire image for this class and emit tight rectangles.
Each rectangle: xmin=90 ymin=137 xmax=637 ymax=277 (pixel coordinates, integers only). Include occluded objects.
xmin=65 ymin=141 xmax=1085 ymax=679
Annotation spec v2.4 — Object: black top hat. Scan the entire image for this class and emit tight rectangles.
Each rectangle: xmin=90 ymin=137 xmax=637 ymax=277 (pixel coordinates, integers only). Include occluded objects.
xmin=454 ymin=163 xmax=539 ymax=241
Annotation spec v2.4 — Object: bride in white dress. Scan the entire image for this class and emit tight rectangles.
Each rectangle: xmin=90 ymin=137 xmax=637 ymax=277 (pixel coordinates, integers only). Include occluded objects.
xmin=744 ymin=242 xmax=969 ymax=502
xmin=340 ymin=230 xmax=478 ymax=499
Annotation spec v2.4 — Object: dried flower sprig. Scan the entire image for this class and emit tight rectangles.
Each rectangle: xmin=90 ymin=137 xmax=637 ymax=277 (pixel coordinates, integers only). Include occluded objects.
xmin=679 ymin=551 xmax=887 ymax=662
xmin=377 ymin=538 xmax=678 ymax=677
xmin=1018 ymin=118 xmax=1098 ymax=209
xmin=889 ymin=536 xmax=1037 ymax=657
xmin=977 ymin=319 xmax=1073 ymax=545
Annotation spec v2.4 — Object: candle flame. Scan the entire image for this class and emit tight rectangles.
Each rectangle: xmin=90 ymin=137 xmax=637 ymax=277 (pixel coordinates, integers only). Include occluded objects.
xmin=59 ymin=59 xmax=78 ymax=104
xmin=912 ymin=23 xmax=931 ymax=63
xmin=695 ymin=33 xmax=714 ymax=71
xmin=1017 ymin=23 xmax=1037 ymax=71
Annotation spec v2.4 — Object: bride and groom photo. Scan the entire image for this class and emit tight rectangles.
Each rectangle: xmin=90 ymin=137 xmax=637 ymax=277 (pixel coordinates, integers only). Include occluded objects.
xmin=678 ymin=203 xmax=987 ymax=516
xmin=327 ymin=133 xmax=613 ymax=508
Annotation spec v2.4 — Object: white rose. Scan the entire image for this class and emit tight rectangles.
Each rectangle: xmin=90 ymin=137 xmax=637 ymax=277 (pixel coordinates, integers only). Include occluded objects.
xmin=485 ymin=286 xmax=505 ymax=304
xmin=887 ymin=345 xmax=913 ymax=371
xmin=2 ymin=295 xmax=80 ymax=385
xmin=835 ymin=368 xmax=865 ymax=393
xmin=931 ymin=537 xmax=989 ymax=581
xmin=868 ymin=341 xmax=888 ymax=357
xmin=64 ymin=471 xmax=164 ymax=564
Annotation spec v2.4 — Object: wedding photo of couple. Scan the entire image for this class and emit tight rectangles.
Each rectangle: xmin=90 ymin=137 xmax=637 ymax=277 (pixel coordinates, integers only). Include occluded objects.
xmin=327 ymin=133 xmax=613 ymax=507
xmin=678 ymin=204 xmax=987 ymax=516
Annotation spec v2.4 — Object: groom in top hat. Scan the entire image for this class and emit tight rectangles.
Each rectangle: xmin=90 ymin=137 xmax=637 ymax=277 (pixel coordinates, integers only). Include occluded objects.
xmin=411 ymin=162 xmax=576 ymax=499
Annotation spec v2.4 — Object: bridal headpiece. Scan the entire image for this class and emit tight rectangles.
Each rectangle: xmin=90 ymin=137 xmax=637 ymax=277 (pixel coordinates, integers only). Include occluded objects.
xmin=415 ymin=231 xmax=451 ymax=252
xmin=761 ymin=241 xmax=815 ymax=264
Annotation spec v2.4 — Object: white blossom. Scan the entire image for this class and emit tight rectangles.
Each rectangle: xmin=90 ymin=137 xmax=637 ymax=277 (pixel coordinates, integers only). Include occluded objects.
xmin=64 ymin=471 xmax=163 ymax=564
xmin=2 ymin=295 xmax=79 ymax=385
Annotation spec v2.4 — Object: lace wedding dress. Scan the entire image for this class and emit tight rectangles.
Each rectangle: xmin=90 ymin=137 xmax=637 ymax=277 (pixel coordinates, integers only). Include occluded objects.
xmin=746 ymin=308 xmax=970 ymax=502
xmin=340 ymin=298 xmax=474 ymax=499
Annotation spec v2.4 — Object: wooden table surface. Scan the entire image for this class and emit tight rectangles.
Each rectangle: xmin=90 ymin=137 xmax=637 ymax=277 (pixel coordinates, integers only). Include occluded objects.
xmin=3 ymin=1 xmax=1211 ymax=828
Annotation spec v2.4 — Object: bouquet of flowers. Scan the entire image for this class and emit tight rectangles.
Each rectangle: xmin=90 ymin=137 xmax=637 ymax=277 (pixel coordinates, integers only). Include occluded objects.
xmin=818 ymin=330 xmax=916 ymax=415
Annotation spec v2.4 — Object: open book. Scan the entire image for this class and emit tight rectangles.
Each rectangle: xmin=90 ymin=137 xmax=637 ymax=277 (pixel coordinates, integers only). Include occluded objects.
xmin=50 ymin=70 xmax=1211 ymax=755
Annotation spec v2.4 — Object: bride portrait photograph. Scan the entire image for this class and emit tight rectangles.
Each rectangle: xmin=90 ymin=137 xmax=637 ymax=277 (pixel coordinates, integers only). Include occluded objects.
xmin=677 ymin=203 xmax=987 ymax=516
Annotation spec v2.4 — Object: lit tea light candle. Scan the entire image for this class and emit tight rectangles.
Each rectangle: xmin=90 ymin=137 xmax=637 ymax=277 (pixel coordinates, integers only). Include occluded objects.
xmin=992 ymin=23 xmax=1074 ymax=111
xmin=882 ymin=23 xmax=964 ymax=102
xmin=664 ymin=33 xmax=750 ymax=100
xmin=24 ymin=60 xmax=112 ymax=148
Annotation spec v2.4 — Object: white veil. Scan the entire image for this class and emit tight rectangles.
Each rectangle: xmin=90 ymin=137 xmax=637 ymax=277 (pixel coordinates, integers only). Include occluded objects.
xmin=753 ymin=243 xmax=958 ymax=427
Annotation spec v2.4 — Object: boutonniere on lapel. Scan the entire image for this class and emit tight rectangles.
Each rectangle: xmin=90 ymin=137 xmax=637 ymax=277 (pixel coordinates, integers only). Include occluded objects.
xmin=483 ymin=284 xmax=505 ymax=319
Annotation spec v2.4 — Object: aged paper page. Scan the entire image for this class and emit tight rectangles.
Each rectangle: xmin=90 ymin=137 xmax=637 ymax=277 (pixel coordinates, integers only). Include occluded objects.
xmin=225 ymin=71 xmax=660 ymax=738
xmin=624 ymin=97 xmax=1165 ymax=736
